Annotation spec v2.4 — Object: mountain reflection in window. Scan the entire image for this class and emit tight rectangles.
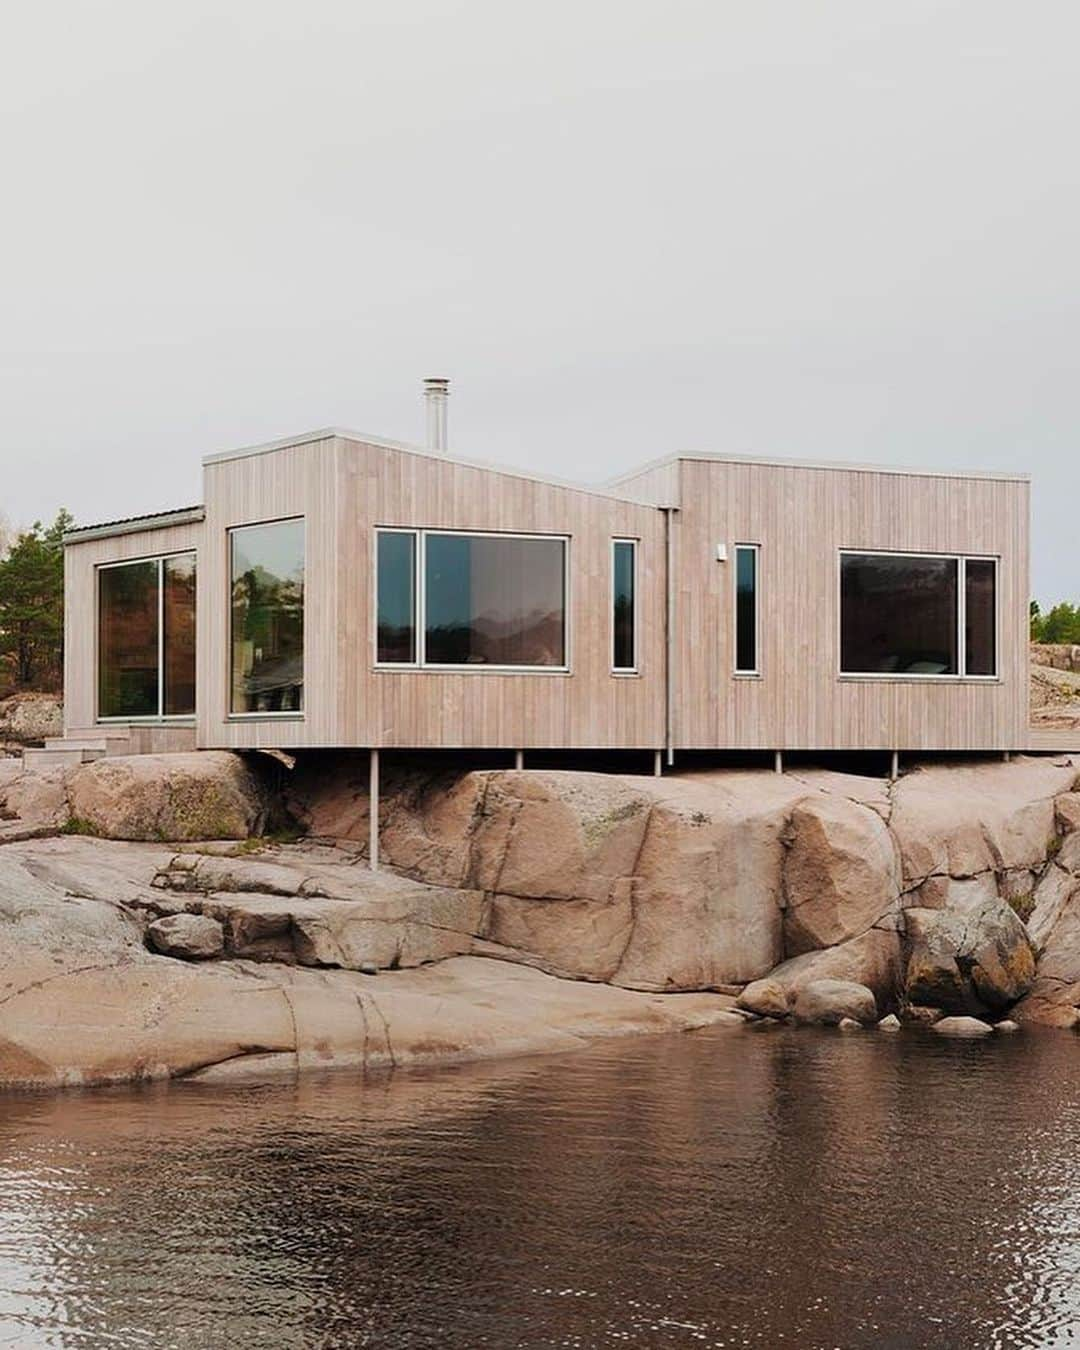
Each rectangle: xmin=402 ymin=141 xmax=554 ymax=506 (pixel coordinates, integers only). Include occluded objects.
xmin=230 ymin=520 xmax=305 ymax=713
xmin=424 ymin=534 xmax=566 ymax=667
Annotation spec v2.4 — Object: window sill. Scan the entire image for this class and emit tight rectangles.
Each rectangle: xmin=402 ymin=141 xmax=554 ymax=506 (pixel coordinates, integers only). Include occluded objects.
xmin=372 ymin=665 xmax=572 ymax=677
xmin=611 ymin=669 xmax=640 ymax=679
xmin=227 ymin=713 xmax=306 ymax=721
xmin=96 ymin=716 xmax=196 ymax=725
xmin=733 ymin=672 xmax=762 ymax=680
xmin=837 ymin=674 xmax=1001 ymax=685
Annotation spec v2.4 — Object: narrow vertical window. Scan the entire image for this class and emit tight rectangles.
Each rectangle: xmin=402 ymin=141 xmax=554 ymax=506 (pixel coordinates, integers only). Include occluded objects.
xmin=612 ymin=539 xmax=637 ymax=672
xmin=965 ymin=559 xmax=997 ymax=677
xmin=162 ymin=554 xmax=197 ymax=716
xmin=377 ymin=531 xmax=417 ymax=663
xmin=735 ymin=545 xmax=759 ymax=674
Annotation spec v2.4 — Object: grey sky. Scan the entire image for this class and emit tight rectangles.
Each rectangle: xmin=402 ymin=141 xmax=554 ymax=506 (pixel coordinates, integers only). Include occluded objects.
xmin=1 ymin=1 xmax=1076 ymax=603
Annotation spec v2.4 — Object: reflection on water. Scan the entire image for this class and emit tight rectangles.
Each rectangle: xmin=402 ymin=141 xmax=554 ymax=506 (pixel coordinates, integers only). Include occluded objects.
xmin=0 ymin=1027 xmax=1078 ymax=1348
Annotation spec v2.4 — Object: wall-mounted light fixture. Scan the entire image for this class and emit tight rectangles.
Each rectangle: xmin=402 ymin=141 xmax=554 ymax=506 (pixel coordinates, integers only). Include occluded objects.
xmin=715 ymin=543 xmax=728 ymax=563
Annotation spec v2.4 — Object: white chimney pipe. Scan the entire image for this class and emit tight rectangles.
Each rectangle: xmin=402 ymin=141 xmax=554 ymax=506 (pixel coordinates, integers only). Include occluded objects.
xmin=424 ymin=377 xmax=449 ymax=453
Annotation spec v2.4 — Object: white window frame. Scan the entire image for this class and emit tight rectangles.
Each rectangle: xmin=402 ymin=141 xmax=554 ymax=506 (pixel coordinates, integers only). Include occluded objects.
xmin=374 ymin=527 xmax=571 ymax=675
xmin=373 ymin=527 xmax=420 ymax=668
xmin=837 ymin=549 xmax=1000 ymax=681
xmin=227 ymin=516 xmax=307 ymax=720
xmin=733 ymin=543 xmax=761 ymax=678
xmin=611 ymin=537 xmax=639 ymax=676
xmin=96 ymin=551 xmax=197 ymax=723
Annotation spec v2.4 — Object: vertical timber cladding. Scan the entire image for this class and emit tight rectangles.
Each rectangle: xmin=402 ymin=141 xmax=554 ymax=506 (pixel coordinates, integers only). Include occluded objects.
xmin=201 ymin=434 xmax=667 ymax=750
xmin=63 ymin=520 xmax=204 ymax=735
xmin=671 ymin=458 xmax=1030 ymax=753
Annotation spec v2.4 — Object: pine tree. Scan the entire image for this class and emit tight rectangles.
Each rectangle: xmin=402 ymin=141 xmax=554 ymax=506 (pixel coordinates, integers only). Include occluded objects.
xmin=0 ymin=508 xmax=72 ymax=691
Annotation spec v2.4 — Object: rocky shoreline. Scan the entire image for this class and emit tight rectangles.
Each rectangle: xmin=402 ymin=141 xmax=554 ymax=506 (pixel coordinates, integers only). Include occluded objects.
xmin=0 ymin=749 xmax=1079 ymax=1089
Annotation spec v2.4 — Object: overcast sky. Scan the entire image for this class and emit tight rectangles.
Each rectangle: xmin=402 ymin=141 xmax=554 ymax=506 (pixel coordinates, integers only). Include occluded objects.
xmin=1 ymin=2 xmax=1076 ymax=602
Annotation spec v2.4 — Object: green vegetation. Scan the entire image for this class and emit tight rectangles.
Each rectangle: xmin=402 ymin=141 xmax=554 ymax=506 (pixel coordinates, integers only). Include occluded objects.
xmin=0 ymin=509 xmax=72 ymax=695
xmin=1006 ymin=891 xmax=1037 ymax=923
xmin=61 ymin=817 xmax=101 ymax=838
xmin=1031 ymin=600 xmax=1080 ymax=644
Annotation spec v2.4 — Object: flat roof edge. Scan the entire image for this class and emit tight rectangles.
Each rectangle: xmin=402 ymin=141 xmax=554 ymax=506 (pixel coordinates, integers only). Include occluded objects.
xmin=608 ymin=450 xmax=1030 ymax=486
xmin=63 ymin=506 xmax=206 ymax=546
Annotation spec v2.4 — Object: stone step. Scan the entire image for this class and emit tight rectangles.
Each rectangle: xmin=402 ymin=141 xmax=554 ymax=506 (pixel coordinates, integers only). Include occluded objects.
xmin=22 ymin=746 xmax=105 ymax=769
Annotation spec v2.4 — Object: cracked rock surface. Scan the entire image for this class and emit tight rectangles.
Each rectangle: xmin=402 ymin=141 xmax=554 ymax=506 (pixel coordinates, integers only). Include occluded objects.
xmin=0 ymin=750 xmax=1079 ymax=1090
xmin=0 ymin=835 xmax=739 ymax=1089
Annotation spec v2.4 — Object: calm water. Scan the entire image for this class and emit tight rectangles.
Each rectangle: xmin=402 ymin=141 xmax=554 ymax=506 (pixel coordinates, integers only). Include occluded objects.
xmin=0 ymin=1027 xmax=1078 ymax=1349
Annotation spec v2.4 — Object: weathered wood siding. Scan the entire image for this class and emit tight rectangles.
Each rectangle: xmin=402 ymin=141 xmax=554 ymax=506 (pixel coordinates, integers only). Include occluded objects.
xmin=666 ymin=458 xmax=1030 ymax=751
xmin=199 ymin=436 xmax=667 ymax=750
xmin=63 ymin=521 xmax=203 ymax=735
xmin=65 ymin=438 xmax=1030 ymax=755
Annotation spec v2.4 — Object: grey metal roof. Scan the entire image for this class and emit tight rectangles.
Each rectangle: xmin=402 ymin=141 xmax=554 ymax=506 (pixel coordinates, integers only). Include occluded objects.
xmin=63 ymin=505 xmax=205 ymax=545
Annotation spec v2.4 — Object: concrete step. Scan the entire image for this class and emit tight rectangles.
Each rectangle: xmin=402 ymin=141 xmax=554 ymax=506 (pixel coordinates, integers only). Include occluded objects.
xmin=44 ymin=737 xmax=110 ymax=752
xmin=22 ymin=746 xmax=105 ymax=769
xmin=54 ymin=728 xmax=132 ymax=746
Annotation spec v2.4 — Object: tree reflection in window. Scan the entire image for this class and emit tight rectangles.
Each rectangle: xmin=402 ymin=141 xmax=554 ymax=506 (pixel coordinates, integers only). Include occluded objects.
xmin=230 ymin=520 xmax=304 ymax=713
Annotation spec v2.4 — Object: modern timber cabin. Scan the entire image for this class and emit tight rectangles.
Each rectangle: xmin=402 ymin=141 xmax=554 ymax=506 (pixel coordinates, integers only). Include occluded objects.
xmin=54 ymin=380 xmax=1052 ymax=812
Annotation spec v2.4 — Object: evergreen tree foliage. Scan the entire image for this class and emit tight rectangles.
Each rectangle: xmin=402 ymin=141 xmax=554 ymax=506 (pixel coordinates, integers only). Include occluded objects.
xmin=0 ymin=509 xmax=73 ymax=692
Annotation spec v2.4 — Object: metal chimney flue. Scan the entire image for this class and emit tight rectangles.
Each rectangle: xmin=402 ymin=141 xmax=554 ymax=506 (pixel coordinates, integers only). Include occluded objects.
xmin=424 ymin=377 xmax=449 ymax=453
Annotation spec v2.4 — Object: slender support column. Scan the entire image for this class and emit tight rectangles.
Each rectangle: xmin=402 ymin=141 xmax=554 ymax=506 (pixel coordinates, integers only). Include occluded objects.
xmin=654 ymin=748 xmax=663 ymax=777
xmin=774 ymin=751 xmax=783 ymax=775
xmin=890 ymin=750 xmax=900 ymax=783
xmin=369 ymin=748 xmax=380 ymax=873
xmin=1003 ymin=751 xmax=1012 ymax=763
xmin=514 ymin=749 xmax=524 ymax=771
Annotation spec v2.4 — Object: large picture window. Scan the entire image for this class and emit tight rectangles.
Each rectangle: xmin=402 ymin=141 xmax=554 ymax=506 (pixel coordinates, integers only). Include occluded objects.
xmin=230 ymin=519 xmax=305 ymax=714
xmin=98 ymin=554 xmax=196 ymax=719
xmin=376 ymin=529 xmax=568 ymax=670
xmin=840 ymin=552 xmax=997 ymax=678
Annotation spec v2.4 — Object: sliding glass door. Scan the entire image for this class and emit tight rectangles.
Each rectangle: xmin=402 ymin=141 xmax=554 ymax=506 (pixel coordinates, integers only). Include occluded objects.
xmin=98 ymin=554 xmax=196 ymax=719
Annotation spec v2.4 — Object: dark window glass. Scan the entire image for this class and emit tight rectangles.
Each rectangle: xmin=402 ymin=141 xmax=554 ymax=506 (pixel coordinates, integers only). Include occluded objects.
xmin=377 ymin=532 xmax=417 ymax=663
xmin=163 ymin=555 xmax=196 ymax=715
xmin=841 ymin=554 xmax=958 ymax=675
xmin=613 ymin=541 xmax=636 ymax=670
xmin=98 ymin=561 xmax=159 ymax=717
xmin=424 ymin=534 xmax=566 ymax=667
xmin=966 ymin=560 xmax=997 ymax=676
xmin=230 ymin=520 xmax=304 ymax=713
xmin=735 ymin=546 xmax=758 ymax=673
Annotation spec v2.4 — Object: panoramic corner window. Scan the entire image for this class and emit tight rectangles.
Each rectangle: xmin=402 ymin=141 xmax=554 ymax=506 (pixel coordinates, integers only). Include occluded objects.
xmin=376 ymin=530 xmax=418 ymax=664
xmin=734 ymin=544 xmax=759 ymax=674
xmin=98 ymin=553 xmax=196 ymax=719
xmin=612 ymin=539 xmax=637 ymax=672
xmin=840 ymin=552 xmax=998 ymax=678
xmin=424 ymin=532 xmax=567 ymax=668
xmin=230 ymin=519 xmax=305 ymax=714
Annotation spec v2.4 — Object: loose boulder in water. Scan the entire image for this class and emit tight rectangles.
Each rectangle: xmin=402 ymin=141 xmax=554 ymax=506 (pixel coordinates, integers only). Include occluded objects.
xmin=792 ymin=979 xmax=877 ymax=1026
xmin=933 ymin=1016 xmax=994 ymax=1037
xmin=904 ymin=895 xmax=1035 ymax=1017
